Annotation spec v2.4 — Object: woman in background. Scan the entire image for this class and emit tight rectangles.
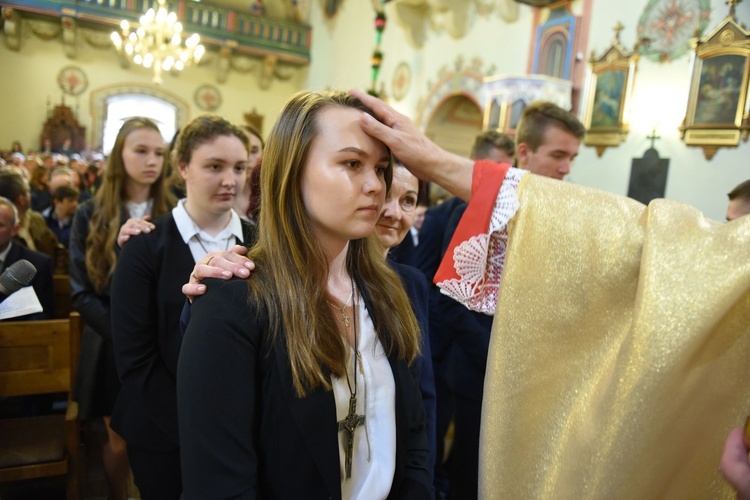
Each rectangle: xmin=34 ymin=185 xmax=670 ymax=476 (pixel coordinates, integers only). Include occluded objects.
xmin=29 ymin=165 xmax=49 ymax=205
xmin=69 ymin=117 xmax=174 ymax=500
xmin=233 ymin=124 xmax=263 ymax=222
xmin=110 ymin=115 xmax=255 ymax=499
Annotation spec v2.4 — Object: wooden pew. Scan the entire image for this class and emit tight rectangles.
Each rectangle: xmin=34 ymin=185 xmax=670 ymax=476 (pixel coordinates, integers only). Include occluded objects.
xmin=0 ymin=312 xmax=82 ymax=499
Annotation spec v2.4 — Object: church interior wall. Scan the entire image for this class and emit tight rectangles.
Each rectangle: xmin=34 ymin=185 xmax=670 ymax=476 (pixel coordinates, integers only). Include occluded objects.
xmin=1 ymin=0 xmax=748 ymax=221
xmin=306 ymin=0 xmax=750 ymax=221
xmin=0 ymin=27 xmax=305 ymax=151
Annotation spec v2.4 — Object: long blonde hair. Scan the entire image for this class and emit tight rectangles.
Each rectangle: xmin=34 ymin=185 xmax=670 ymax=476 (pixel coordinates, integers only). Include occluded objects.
xmin=86 ymin=118 xmax=174 ymax=293
xmin=249 ymin=90 xmax=420 ymax=396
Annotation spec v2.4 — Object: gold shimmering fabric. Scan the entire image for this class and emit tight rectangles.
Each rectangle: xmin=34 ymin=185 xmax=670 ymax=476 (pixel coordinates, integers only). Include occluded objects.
xmin=480 ymin=174 xmax=750 ymax=499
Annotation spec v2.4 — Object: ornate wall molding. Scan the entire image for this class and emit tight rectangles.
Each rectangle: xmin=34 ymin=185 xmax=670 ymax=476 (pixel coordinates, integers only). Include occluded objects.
xmin=416 ymin=55 xmax=495 ymax=129
xmin=1 ymin=0 xmax=310 ymax=87
xmin=27 ymin=19 xmax=61 ymax=41
xmin=389 ymin=0 xmax=519 ymax=48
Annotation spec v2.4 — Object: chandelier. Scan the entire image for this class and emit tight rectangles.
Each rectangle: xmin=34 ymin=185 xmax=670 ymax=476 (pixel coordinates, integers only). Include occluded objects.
xmin=110 ymin=0 xmax=205 ymax=85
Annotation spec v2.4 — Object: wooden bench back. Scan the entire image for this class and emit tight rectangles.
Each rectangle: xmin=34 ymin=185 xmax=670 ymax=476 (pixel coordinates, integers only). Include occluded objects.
xmin=0 ymin=312 xmax=80 ymax=397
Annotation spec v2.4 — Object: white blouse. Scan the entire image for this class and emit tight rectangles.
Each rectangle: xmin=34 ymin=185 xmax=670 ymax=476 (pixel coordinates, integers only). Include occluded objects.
xmin=125 ymin=198 xmax=153 ymax=220
xmin=331 ymin=296 xmax=396 ymax=500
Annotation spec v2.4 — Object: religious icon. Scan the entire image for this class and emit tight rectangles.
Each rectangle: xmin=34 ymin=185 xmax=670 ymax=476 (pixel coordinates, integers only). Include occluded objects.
xmin=582 ymin=23 xmax=639 ymax=157
xmin=590 ymin=70 xmax=626 ymax=128
xmin=680 ymin=1 xmax=750 ymax=160
xmin=692 ymin=54 xmax=744 ymax=125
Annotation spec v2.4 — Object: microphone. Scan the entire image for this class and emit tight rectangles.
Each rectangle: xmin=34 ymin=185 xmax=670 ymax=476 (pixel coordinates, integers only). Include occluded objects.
xmin=0 ymin=259 xmax=37 ymax=303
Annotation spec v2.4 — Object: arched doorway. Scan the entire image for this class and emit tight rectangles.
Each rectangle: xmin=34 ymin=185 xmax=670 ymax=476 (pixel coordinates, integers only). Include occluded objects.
xmin=423 ymin=93 xmax=483 ymax=203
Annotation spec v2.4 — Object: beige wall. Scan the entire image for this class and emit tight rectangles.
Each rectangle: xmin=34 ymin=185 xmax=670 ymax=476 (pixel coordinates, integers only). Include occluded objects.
xmin=306 ymin=0 xmax=750 ymax=221
xmin=0 ymin=27 xmax=306 ymax=149
xmin=3 ymin=0 xmax=749 ymax=220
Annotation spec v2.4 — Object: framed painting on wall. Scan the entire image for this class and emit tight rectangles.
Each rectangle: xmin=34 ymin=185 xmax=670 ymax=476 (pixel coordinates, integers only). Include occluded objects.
xmin=691 ymin=54 xmax=745 ymax=125
xmin=582 ymin=24 xmax=638 ymax=157
xmin=680 ymin=7 xmax=750 ymax=159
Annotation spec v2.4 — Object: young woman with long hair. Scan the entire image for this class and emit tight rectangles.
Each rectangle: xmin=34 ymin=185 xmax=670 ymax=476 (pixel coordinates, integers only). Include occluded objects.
xmin=69 ymin=117 xmax=174 ymax=500
xmin=110 ymin=115 xmax=255 ymax=499
xmin=177 ymin=91 xmax=430 ymax=499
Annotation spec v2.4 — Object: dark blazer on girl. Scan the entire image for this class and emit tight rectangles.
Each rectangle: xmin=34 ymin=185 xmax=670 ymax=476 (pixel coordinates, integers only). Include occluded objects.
xmin=390 ymin=260 xmax=437 ymax=480
xmin=69 ymin=200 xmax=128 ymax=417
xmin=110 ymin=213 xmax=256 ymax=452
xmin=177 ymin=277 xmax=432 ymax=500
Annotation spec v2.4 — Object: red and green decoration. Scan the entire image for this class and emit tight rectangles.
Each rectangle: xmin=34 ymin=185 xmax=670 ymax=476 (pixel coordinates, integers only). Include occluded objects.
xmin=369 ymin=2 xmax=389 ymax=97
xmin=637 ymin=0 xmax=711 ymax=63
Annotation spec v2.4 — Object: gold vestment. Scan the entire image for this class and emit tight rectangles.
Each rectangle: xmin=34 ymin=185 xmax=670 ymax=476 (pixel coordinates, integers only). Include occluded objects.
xmin=480 ymin=174 xmax=750 ymax=498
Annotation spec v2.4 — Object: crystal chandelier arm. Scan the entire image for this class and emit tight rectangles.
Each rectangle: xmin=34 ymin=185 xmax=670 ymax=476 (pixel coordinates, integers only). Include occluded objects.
xmin=110 ymin=0 xmax=204 ymax=85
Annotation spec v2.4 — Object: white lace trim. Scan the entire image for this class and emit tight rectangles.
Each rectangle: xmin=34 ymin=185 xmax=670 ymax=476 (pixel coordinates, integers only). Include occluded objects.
xmin=436 ymin=168 xmax=527 ymax=315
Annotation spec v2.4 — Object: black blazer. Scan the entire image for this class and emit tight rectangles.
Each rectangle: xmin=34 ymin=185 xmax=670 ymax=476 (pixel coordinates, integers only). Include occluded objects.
xmin=110 ymin=213 xmax=256 ymax=451
xmin=69 ymin=200 xmax=130 ymax=418
xmin=412 ymin=197 xmax=465 ymax=283
xmin=411 ymin=197 xmax=467 ymax=366
xmin=390 ymin=261 xmax=437 ymax=478
xmin=389 ymin=230 xmax=417 ymax=267
xmin=2 ymin=243 xmax=53 ymax=320
xmin=178 ymin=278 xmax=431 ymax=500
xmin=440 ymin=203 xmax=494 ymax=401
xmin=69 ymin=200 xmax=128 ymax=343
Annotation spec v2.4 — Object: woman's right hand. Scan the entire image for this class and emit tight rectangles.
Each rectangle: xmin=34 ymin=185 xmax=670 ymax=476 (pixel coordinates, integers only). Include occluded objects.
xmin=117 ymin=216 xmax=155 ymax=247
xmin=182 ymin=245 xmax=255 ymax=302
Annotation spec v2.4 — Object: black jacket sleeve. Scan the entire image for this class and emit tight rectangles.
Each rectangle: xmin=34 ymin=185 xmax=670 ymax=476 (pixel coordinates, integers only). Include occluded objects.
xmin=35 ymin=252 xmax=54 ymax=319
xmin=391 ymin=357 xmax=432 ymax=500
xmin=69 ymin=201 xmax=113 ymax=341
xmin=110 ymin=228 xmax=178 ymax=445
xmin=391 ymin=262 xmax=437 ymax=481
xmin=178 ymin=278 xmax=260 ymax=499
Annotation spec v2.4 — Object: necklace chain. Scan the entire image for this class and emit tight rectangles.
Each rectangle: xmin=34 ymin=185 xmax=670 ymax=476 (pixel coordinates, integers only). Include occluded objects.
xmin=330 ymin=286 xmax=354 ymax=328
xmin=194 ymin=232 xmax=232 ymax=260
xmin=345 ymin=278 xmax=357 ymax=396
xmin=331 ymin=276 xmax=358 ymax=395
xmin=336 ymin=275 xmax=365 ymax=480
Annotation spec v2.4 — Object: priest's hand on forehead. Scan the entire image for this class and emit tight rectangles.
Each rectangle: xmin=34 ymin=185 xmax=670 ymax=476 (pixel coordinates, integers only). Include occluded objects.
xmin=350 ymin=88 xmax=475 ymax=201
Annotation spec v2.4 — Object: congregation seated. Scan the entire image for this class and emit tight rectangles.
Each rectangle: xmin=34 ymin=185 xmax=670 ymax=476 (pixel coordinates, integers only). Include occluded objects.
xmin=55 ymin=138 xmax=76 ymax=158
xmin=33 ymin=166 xmax=74 ymax=213
xmin=38 ymin=138 xmax=53 ymax=156
xmin=0 ymin=170 xmax=60 ymax=270
xmin=0 ymin=197 xmax=54 ymax=321
xmin=30 ymin=165 xmax=49 ymax=208
xmin=44 ymin=185 xmax=78 ymax=248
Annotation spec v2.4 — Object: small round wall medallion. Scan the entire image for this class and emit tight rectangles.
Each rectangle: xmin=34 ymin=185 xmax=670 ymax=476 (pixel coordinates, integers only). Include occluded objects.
xmin=58 ymin=66 xmax=88 ymax=96
xmin=392 ymin=62 xmax=411 ymax=102
xmin=194 ymin=85 xmax=222 ymax=111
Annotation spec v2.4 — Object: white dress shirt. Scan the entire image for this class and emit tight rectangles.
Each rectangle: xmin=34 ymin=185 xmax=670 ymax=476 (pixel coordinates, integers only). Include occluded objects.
xmin=172 ymin=199 xmax=244 ymax=263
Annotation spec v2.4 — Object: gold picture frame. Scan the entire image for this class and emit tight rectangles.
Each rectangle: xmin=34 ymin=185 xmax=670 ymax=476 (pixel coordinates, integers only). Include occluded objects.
xmin=679 ymin=2 xmax=750 ymax=160
xmin=582 ymin=23 xmax=638 ymax=157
